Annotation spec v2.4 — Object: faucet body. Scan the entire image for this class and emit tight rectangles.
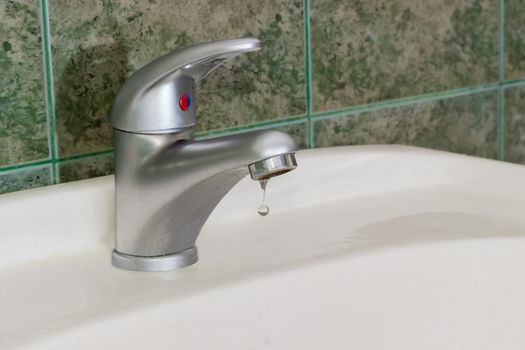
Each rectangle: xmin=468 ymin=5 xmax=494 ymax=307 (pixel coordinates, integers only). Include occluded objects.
xmin=112 ymin=129 xmax=296 ymax=271
xmin=111 ymin=38 xmax=297 ymax=271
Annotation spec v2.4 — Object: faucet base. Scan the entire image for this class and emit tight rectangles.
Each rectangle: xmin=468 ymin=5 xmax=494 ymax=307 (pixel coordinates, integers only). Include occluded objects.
xmin=111 ymin=247 xmax=198 ymax=272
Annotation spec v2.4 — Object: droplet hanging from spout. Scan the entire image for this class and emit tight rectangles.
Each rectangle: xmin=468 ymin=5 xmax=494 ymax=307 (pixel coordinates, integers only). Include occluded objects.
xmin=257 ymin=204 xmax=270 ymax=216
xmin=257 ymin=179 xmax=270 ymax=216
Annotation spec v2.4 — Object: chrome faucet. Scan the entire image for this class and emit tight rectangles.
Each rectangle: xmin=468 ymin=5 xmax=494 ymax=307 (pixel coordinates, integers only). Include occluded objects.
xmin=110 ymin=38 xmax=298 ymax=272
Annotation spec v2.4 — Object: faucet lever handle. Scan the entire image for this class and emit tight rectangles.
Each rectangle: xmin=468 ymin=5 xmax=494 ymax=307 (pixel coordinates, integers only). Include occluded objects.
xmin=111 ymin=38 xmax=261 ymax=134
xmin=179 ymin=38 xmax=261 ymax=82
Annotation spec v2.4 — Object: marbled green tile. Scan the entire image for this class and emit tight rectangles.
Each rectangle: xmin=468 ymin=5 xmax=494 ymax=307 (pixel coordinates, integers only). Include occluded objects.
xmin=314 ymin=92 xmax=498 ymax=159
xmin=505 ymin=0 xmax=525 ymax=79
xmin=0 ymin=165 xmax=52 ymax=194
xmin=49 ymin=0 xmax=305 ymax=156
xmin=0 ymin=0 xmax=48 ymax=166
xmin=58 ymin=155 xmax=114 ymax=183
xmin=310 ymin=0 xmax=499 ymax=112
xmin=504 ymin=85 xmax=525 ymax=164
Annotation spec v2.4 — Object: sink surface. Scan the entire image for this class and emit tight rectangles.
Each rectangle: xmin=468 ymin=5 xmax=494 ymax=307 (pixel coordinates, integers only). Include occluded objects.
xmin=1 ymin=145 xmax=525 ymax=349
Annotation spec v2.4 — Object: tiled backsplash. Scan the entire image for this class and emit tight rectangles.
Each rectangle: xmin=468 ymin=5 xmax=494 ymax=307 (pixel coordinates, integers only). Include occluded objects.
xmin=1 ymin=0 xmax=524 ymax=194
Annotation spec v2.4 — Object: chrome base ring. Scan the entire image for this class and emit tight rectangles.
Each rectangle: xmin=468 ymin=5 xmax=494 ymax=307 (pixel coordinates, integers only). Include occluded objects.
xmin=112 ymin=247 xmax=198 ymax=272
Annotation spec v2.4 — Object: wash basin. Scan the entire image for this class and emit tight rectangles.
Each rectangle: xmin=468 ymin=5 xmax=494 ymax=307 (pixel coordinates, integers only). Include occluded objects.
xmin=1 ymin=145 xmax=525 ymax=349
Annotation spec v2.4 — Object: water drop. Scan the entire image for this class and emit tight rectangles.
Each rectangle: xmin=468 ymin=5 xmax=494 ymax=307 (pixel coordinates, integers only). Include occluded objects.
xmin=258 ymin=203 xmax=270 ymax=216
xmin=257 ymin=179 xmax=270 ymax=216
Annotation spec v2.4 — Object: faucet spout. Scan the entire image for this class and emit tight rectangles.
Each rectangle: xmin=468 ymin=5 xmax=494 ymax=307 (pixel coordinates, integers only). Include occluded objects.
xmin=112 ymin=129 xmax=297 ymax=271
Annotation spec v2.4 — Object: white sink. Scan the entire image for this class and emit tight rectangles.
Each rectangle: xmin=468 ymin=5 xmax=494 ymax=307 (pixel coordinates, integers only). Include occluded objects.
xmin=1 ymin=145 xmax=525 ymax=349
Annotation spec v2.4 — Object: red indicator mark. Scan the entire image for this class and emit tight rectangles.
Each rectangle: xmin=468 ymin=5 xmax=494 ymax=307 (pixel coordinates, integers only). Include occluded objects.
xmin=179 ymin=93 xmax=191 ymax=111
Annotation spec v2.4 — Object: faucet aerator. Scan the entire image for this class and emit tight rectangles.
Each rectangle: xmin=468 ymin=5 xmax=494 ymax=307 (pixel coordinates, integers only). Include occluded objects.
xmin=248 ymin=153 xmax=297 ymax=181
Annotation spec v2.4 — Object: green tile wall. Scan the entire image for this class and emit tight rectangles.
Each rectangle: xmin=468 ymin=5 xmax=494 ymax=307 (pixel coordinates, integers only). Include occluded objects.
xmin=314 ymin=92 xmax=498 ymax=158
xmin=310 ymin=0 xmax=498 ymax=111
xmin=0 ymin=0 xmax=48 ymax=166
xmin=1 ymin=0 xmax=525 ymax=194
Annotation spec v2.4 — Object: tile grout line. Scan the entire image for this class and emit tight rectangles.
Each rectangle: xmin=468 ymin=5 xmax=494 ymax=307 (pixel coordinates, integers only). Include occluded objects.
xmin=39 ymin=0 xmax=59 ymax=183
xmin=0 ymin=150 xmax=115 ymax=174
xmin=196 ymin=115 xmax=307 ymax=139
xmin=36 ymin=0 xmax=52 ymax=168
xmin=303 ymin=0 xmax=314 ymax=149
xmin=4 ymin=77 xmax=525 ymax=175
xmin=36 ymin=0 xmax=54 ymax=182
xmin=499 ymin=0 xmax=505 ymax=82
xmin=0 ymin=118 xmax=307 ymax=174
xmin=497 ymin=0 xmax=505 ymax=160
xmin=0 ymin=159 xmax=53 ymax=174
xmin=498 ymin=89 xmax=505 ymax=160
xmin=197 ymin=118 xmax=309 ymax=140
xmin=501 ymin=78 xmax=525 ymax=89
xmin=57 ymin=149 xmax=114 ymax=163
xmin=311 ymin=82 xmax=503 ymax=122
